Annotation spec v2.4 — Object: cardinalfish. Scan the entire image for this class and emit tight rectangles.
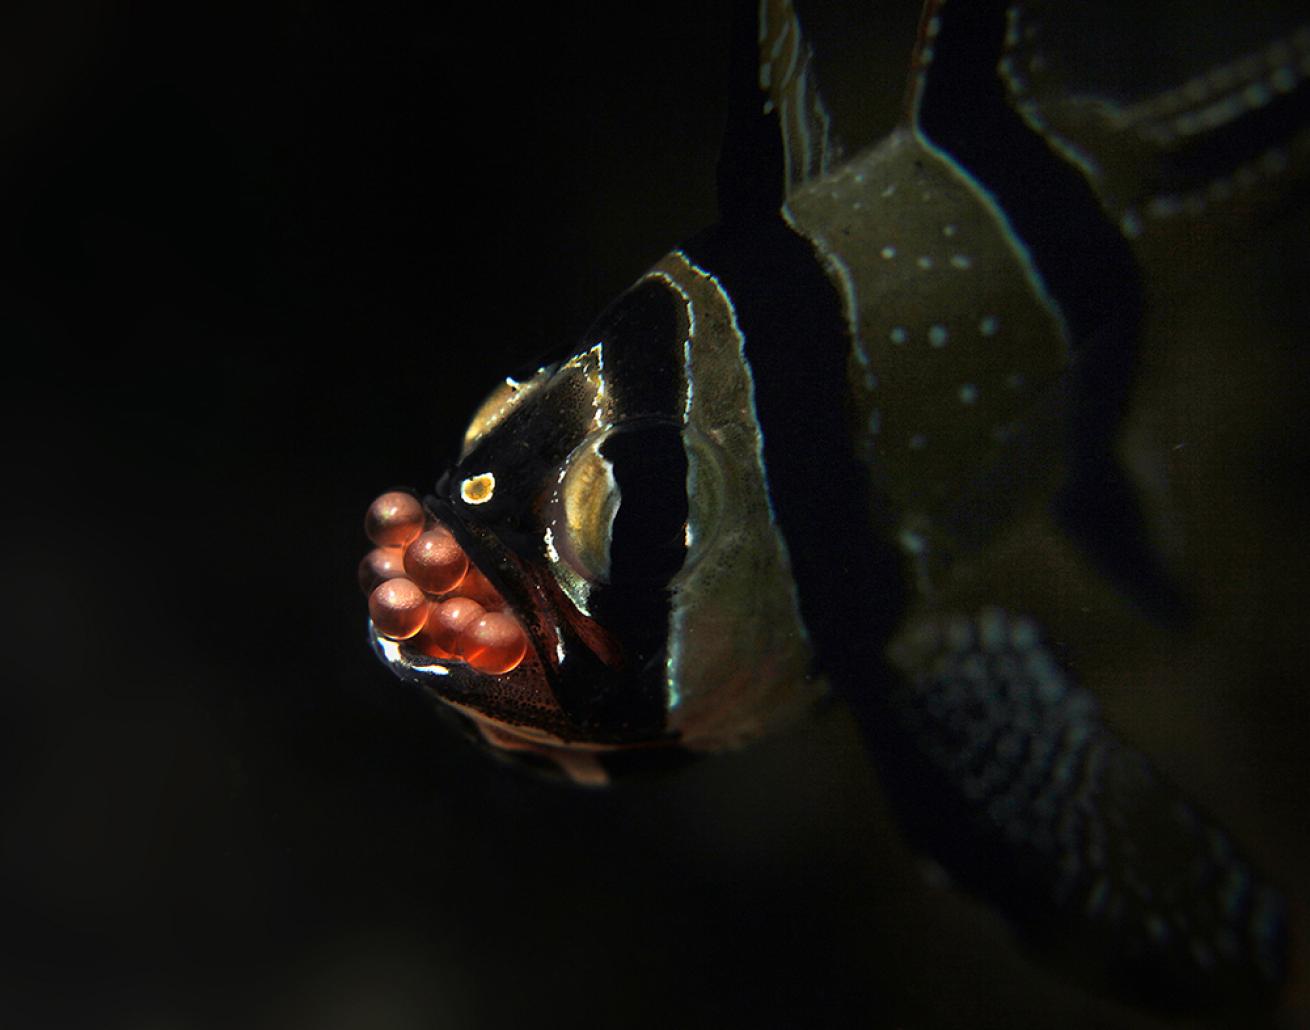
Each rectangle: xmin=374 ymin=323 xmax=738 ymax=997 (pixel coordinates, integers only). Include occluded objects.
xmin=357 ymin=0 xmax=1308 ymax=1017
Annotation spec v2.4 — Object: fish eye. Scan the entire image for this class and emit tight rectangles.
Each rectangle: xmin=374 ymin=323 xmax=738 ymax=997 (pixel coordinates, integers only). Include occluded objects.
xmin=551 ymin=434 xmax=622 ymax=586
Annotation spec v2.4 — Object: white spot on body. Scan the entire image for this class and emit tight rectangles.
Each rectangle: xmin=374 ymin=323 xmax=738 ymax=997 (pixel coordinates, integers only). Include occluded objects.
xmin=942 ymin=223 xmax=957 ymax=237
xmin=979 ymin=315 xmax=999 ymax=337
xmin=889 ymin=326 xmax=908 ymax=345
xmin=917 ymin=255 xmax=935 ymax=270
xmin=928 ymin=324 xmax=948 ymax=348
xmin=950 ymin=254 xmax=973 ymax=270
xmin=881 ymin=245 xmax=897 ymax=259
xmin=899 ymin=529 xmax=927 ymax=555
xmin=959 ymin=383 xmax=979 ymax=404
xmin=881 ymin=183 xmax=896 ymax=198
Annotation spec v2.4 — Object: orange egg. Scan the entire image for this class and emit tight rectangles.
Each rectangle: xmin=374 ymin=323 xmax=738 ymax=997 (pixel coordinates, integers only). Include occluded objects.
xmin=423 ymin=597 xmax=486 ymax=654
xmin=457 ymin=564 xmax=503 ymax=606
xmin=404 ymin=526 xmax=470 ymax=595
xmin=357 ymin=546 xmax=407 ymax=595
xmin=462 ymin=611 xmax=529 ymax=674
xmin=364 ymin=491 xmax=424 ymax=548
xmin=368 ymin=577 xmax=429 ymax=640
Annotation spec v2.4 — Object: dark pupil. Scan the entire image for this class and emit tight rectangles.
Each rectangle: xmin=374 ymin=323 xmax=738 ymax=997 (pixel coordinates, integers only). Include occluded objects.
xmin=599 ymin=423 xmax=689 ymax=586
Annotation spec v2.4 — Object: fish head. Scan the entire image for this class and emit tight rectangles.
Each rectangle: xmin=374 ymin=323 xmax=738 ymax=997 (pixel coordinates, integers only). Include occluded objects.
xmin=362 ymin=266 xmax=823 ymax=783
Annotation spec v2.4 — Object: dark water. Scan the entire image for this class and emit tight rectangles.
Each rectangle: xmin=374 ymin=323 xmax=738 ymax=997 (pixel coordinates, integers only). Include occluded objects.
xmin=2 ymin=3 xmax=1307 ymax=1028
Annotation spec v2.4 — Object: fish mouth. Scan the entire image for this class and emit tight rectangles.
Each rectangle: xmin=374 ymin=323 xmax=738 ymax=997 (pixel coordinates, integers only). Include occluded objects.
xmin=366 ymin=620 xmax=556 ymax=730
xmin=361 ymin=489 xmax=600 ymax=745
xmin=361 ymin=488 xmax=667 ymax=758
xmin=360 ymin=489 xmax=533 ymax=675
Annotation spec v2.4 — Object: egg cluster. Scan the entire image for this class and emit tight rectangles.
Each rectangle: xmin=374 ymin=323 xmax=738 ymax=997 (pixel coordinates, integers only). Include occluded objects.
xmin=359 ymin=492 xmax=528 ymax=675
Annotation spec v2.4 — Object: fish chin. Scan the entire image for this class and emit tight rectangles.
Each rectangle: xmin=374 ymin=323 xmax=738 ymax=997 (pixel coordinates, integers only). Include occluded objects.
xmin=368 ymin=625 xmax=690 ymax=786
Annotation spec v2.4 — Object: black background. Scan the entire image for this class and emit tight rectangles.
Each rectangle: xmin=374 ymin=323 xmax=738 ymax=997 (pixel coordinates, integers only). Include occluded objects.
xmin=2 ymin=2 xmax=1307 ymax=1028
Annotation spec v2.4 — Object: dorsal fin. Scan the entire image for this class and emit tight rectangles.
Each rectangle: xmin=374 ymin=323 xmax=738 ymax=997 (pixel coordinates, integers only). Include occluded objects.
xmin=717 ymin=0 xmax=839 ymax=222
xmin=904 ymin=1 xmax=1310 ymax=227
xmin=756 ymin=0 xmax=839 ymax=196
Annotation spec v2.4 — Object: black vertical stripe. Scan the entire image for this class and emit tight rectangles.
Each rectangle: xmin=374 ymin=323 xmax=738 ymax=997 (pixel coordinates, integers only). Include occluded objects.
xmin=717 ymin=0 xmax=789 ymax=223
xmin=601 ymin=422 xmax=689 ymax=587
xmin=917 ymin=1 xmax=1184 ymax=617
xmin=590 ymin=277 xmax=688 ymax=418
xmin=563 ymin=278 xmax=693 ymax=735
xmin=681 ymin=219 xmax=908 ymax=685
xmin=916 ymin=0 xmax=1142 ymax=351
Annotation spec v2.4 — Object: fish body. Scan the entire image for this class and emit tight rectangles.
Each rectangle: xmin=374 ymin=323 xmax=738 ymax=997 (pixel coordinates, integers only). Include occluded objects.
xmin=363 ymin=0 xmax=1309 ymax=1013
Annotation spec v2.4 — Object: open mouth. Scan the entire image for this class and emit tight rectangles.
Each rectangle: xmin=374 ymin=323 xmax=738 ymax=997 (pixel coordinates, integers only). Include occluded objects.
xmin=358 ymin=490 xmax=529 ymax=675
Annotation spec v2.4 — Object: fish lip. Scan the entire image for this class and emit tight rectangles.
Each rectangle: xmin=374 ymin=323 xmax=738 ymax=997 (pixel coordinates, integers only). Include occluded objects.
xmin=368 ymin=621 xmax=484 ymax=694
xmin=368 ymin=620 xmax=594 ymax=745
xmin=368 ymin=622 xmax=680 ymax=758
xmin=368 ymin=619 xmax=538 ymax=713
xmin=369 ymin=622 xmax=460 ymax=687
